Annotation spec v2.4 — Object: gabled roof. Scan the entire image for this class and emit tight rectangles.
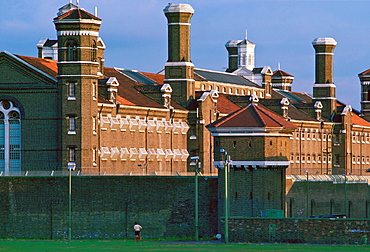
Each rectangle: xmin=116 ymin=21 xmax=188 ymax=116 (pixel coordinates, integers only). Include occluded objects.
xmin=207 ymin=102 xmax=296 ymax=129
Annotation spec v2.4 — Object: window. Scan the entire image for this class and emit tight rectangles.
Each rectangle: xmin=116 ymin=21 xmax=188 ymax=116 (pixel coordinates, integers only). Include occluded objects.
xmin=68 ymin=116 xmax=76 ymax=134
xmin=0 ymin=100 xmax=21 ymax=176
xmin=68 ymin=82 xmax=76 ymax=99
xmin=322 ymin=134 xmax=327 ymax=141
xmin=65 ymin=40 xmax=78 ymax=61
xmin=334 ymin=154 xmax=340 ymax=166
xmin=312 ymin=132 xmax=316 ymax=140
xmin=91 ymin=40 xmax=97 ymax=62
xmin=92 ymin=82 xmax=97 ymax=100
xmin=334 ymin=134 xmax=340 ymax=145
xmin=68 ymin=147 xmax=76 ymax=162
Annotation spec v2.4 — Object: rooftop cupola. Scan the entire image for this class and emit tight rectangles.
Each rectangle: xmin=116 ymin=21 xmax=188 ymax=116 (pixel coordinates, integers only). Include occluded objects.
xmin=237 ymin=31 xmax=255 ymax=71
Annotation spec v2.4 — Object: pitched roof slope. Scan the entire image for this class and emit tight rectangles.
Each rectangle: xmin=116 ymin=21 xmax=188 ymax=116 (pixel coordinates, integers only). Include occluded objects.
xmin=359 ymin=69 xmax=370 ymax=76
xmin=104 ymin=67 xmax=166 ymax=108
xmin=54 ymin=8 xmax=101 ymax=21
xmin=15 ymin=55 xmax=58 ymax=79
xmin=216 ymin=93 xmax=241 ymax=114
xmin=273 ymin=70 xmax=294 ymax=78
xmin=194 ymin=68 xmax=258 ymax=87
xmin=208 ymin=102 xmax=296 ymax=129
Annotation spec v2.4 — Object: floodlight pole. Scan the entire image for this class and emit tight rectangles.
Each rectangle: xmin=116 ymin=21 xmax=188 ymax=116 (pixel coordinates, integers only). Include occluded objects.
xmin=190 ymin=156 xmax=200 ymax=241
xmin=304 ymin=170 xmax=309 ymax=217
xmin=195 ymin=160 xmax=199 ymax=241
xmin=220 ymin=149 xmax=230 ymax=244
xmin=342 ymin=174 xmax=347 ymax=217
xmin=68 ymin=162 xmax=76 ymax=242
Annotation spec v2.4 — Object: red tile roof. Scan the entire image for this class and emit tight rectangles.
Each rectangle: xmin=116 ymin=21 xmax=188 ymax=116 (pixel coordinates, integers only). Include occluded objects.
xmin=216 ymin=94 xmax=241 ymax=114
xmin=104 ymin=67 xmax=170 ymax=109
xmin=16 ymin=55 xmax=58 ymax=79
xmin=209 ymin=102 xmax=297 ymax=129
xmin=352 ymin=114 xmax=370 ymax=127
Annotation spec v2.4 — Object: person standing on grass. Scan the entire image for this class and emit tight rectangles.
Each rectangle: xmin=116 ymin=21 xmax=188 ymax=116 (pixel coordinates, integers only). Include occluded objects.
xmin=134 ymin=222 xmax=142 ymax=242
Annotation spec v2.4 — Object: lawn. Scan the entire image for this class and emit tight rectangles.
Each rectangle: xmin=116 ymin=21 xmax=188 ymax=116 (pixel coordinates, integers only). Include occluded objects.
xmin=0 ymin=239 xmax=369 ymax=252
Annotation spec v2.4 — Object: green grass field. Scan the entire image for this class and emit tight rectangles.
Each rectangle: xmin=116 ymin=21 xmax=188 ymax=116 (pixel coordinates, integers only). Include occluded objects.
xmin=0 ymin=240 xmax=369 ymax=252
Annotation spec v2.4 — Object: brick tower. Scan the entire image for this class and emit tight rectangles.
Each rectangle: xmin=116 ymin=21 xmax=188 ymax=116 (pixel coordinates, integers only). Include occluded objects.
xmin=163 ymin=3 xmax=195 ymax=107
xmin=54 ymin=4 xmax=103 ymax=171
xmin=312 ymin=37 xmax=337 ymax=119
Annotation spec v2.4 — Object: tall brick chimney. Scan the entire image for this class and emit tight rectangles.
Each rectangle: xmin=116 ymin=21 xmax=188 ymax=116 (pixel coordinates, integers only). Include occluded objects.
xmin=312 ymin=37 xmax=337 ymax=119
xmin=163 ymin=3 xmax=195 ymax=106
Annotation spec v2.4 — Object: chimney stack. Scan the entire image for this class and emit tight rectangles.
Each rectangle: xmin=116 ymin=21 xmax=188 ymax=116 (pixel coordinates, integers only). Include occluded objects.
xmin=312 ymin=37 xmax=337 ymax=119
xmin=225 ymin=40 xmax=241 ymax=72
xmin=163 ymin=3 xmax=195 ymax=106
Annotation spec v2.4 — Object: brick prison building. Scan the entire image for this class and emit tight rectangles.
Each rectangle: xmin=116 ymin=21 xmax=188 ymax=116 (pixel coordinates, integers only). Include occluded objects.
xmin=0 ymin=2 xmax=370 ymax=179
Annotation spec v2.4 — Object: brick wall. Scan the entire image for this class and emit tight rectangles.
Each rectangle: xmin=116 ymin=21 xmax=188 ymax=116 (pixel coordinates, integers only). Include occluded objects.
xmin=227 ymin=218 xmax=370 ymax=244
xmin=0 ymin=176 xmax=218 ymax=240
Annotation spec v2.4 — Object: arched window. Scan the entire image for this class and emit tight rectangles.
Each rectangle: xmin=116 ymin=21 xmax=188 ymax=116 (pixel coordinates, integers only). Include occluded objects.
xmin=65 ymin=39 xmax=78 ymax=61
xmin=0 ymin=100 xmax=21 ymax=175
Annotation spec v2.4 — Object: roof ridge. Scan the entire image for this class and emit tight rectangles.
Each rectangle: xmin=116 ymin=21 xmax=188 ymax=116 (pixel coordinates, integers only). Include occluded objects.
xmin=250 ymin=104 xmax=267 ymax=126
xmin=255 ymin=104 xmax=285 ymax=127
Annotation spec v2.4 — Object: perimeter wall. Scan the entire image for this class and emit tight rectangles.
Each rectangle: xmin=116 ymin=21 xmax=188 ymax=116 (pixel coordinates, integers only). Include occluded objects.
xmin=0 ymin=176 xmax=218 ymax=240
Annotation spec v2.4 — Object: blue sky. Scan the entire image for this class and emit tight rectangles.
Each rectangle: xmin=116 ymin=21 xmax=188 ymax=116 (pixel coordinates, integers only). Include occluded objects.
xmin=1 ymin=0 xmax=369 ymax=110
